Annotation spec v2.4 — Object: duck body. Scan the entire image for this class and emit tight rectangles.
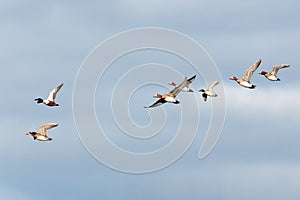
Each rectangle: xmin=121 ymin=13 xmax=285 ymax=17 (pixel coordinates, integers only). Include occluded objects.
xmin=162 ymin=94 xmax=178 ymax=103
xmin=259 ymin=72 xmax=279 ymax=81
xmin=237 ymin=78 xmax=256 ymax=89
xmin=35 ymin=98 xmax=59 ymax=106
xmin=26 ymin=132 xmax=53 ymax=141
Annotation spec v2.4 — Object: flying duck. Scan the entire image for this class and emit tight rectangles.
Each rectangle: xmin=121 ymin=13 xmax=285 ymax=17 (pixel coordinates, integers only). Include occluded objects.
xmin=145 ymin=76 xmax=191 ymax=108
xmin=230 ymin=59 xmax=262 ymax=89
xmin=26 ymin=123 xmax=59 ymax=141
xmin=169 ymin=75 xmax=196 ymax=92
xmin=259 ymin=64 xmax=290 ymax=81
xmin=35 ymin=83 xmax=63 ymax=106
xmin=199 ymin=81 xmax=219 ymax=101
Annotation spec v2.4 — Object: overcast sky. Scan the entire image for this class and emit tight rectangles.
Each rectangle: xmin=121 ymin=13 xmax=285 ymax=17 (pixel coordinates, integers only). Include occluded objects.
xmin=1 ymin=0 xmax=300 ymax=199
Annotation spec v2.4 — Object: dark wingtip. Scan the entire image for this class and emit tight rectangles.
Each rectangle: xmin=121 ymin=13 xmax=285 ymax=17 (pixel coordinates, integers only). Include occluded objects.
xmin=188 ymin=75 xmax=196 ymax=82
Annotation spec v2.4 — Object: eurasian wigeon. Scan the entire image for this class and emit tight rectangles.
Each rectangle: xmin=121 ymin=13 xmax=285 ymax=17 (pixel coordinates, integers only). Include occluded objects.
xmin=169 ymin=75 xmax=196 ymax=92
xmin=199 ymin=81 xmax=219 ymax=101
xmin=145 ymin=76 xmax=191 ymax=108
xmin=26 ymin=123 xmax=59 ymax=141
xmin=35 ymin=83 xmax=63 ymax=106
xmin=259 ymin=64 xmax=290 ymax=81
xmin=230 ymin=59 xmax=262 ymax=89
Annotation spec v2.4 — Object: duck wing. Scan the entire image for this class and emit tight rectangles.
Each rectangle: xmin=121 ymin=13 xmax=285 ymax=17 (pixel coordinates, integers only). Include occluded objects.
xmin=187 ymin=75 xmax=196 ymax=84
xmin=144 ymin=98 xmax=166 ymax=108
xmin=208 ymin=81 xmax=219 ymax=92
xmin=243 ymin=59 xmax=262 ymax=82
xmin=270 ymin=64 xmax=290 ymax=76
xmin=47 ymin=83 xmax=63 ymax=101
xmin=39 ymin=123 xmax=59 ymax=136
xmin=169 ymin=77 xmax=189 ymax=97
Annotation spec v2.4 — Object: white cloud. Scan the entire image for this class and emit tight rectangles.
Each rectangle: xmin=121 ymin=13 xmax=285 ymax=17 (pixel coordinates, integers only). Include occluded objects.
xmin=224 ymin=83 xmax=300 ymax=117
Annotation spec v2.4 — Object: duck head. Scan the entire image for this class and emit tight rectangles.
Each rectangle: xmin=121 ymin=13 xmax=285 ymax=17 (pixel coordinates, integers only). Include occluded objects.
xmin=259 ymin=71 xmax=267 ymax=75
xmin=169 ymin=81 xmax=176 ymax=86
xmin=26 ymin=132 xmax=37 ymax=140
xmin=229 ymin=76 xmax=238 ymax=81
xmin=153 ymin=94 xmax=163 ymax=98
xmin=199 ymin=89 xmax=205 ymax=93
xmin=34 ymin=98 xmax=43 ymax=103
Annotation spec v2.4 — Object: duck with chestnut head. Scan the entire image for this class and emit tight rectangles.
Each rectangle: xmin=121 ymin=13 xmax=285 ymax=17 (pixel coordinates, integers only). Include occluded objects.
xmin=229 ymin=59 xmax=262 ymax=89
xmin=259 ymin=64 xmax=290 ymax=81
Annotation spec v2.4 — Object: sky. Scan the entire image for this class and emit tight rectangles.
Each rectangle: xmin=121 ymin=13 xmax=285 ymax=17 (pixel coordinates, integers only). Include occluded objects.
xmin=1 ymin=0 xmax=300 ymax=199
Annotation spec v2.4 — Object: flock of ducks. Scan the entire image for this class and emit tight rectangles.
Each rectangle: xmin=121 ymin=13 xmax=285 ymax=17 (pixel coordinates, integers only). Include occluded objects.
xmin=26 ymin=83 xmax=63 ymax=141
xmin=144 ymin=75 xmax=219 ymax=108
xmin=145 ymin=58 xmax=290 ymax=108
xmin=27 ymin=59 xmax=290 ymax=141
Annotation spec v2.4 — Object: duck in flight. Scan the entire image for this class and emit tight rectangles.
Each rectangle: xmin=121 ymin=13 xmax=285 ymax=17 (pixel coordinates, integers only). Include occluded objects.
xmin=259 ymin=64 xmax=290 ymax=81
xmin=169 ymin=75 xmax=196 ymax=92
xmin=35 ymin=83 xmax=63 ymax=106
xmin=199 ymin=81 xmax=219 ymax=101
xmin=26 ymin=123 xmax=59 ymax=141
xmin=145 ymin=76 xmax=193 ymax=108
xmin=229 ymin=59 xmax=262 ymax=89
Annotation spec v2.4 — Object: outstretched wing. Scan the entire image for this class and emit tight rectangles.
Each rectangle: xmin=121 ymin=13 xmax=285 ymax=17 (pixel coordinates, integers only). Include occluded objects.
xmin=39 ymin=123 xmax=59 ymax=136
xmin=47 ymin=83 xmax=63 ymax=101
xmin=187 ymin=75 xmax=196 ymax=84
xmin=243 ymin=59 xmax=262 ymax=82
xmin=270 ymin=64 xmax=290 ymax=76
xmin=144 ymin=98 xmax=166 ymax=108
xmin=208 ymin=81 xmax=219 ymax=92
xmin=169 ymin=77 xmax=189 ymax=97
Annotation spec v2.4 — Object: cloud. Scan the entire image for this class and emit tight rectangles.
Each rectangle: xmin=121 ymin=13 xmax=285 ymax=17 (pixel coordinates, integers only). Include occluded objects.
xmin=224 ymin=83 xmax=300 ymax=118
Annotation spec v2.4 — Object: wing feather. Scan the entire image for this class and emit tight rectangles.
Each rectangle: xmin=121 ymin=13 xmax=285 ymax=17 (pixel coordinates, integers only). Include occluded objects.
xmin=39 ymin=123 xmax=59 ymax=136
xmin=243 ymin=59 xmax=262 ymax=82
xmin=169 ymin=77 xmax=189 ymax=97
xmin=47 ymin=83 xmax=63 ymax=101
xmin=208 ymin=81 xmax=219 ymax=91
xmin=270 ymin=64 xmax=290 ymax=76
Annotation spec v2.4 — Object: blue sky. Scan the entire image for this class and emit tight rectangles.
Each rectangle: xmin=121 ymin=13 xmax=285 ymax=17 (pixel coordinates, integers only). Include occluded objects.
xmin=1 ymin=0 xmax=300 ymax=199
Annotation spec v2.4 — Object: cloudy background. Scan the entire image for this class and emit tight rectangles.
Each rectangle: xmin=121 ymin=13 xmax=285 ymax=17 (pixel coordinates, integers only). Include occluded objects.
xmin=1 ymin=0 xmax=300 ymax=199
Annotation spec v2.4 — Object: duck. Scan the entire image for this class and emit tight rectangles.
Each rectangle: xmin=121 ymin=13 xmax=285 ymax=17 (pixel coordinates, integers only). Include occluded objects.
xmin=169 ymin=75 xmax=196 ymax=92
xmin=26 ymin=123 xmax=59 ymax=141
xmin=35 ymin=83 xmax=63 ymax=106
xmin=229 ymin=59 xmax=262 ymax=89
xmin=259 ymin=64 xmax=290 ymax=81
xmin=145 ymin=76 xmax=191 ymax=108
xmin=199 ymin=81 xmax=219 ymax=101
